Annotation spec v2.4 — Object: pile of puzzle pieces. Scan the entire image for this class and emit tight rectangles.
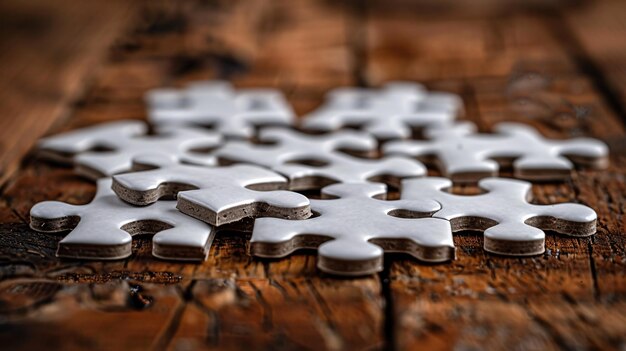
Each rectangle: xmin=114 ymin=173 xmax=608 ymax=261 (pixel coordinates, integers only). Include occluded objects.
xmin=30 ymin=81 xmax=609 ymax=276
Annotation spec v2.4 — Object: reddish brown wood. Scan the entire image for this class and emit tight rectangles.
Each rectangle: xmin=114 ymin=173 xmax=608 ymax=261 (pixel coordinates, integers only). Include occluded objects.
xmin=0 ymin=0 xmax=624 ymax=350
xmin=366 ymin=8 xmax=626 ymax=349
xmin=0 ymin=0 xmax=135 ymax=186
xmin=563 ymin=0 xmax=626 ymax=123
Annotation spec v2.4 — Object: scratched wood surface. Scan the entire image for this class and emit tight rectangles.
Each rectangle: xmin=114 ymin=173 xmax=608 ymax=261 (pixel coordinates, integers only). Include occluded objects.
xmin=0 ymin=0 xmax=624 ymax=350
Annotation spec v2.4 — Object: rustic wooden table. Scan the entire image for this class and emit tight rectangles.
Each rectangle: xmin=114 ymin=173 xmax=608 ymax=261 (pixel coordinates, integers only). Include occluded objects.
xmin=0 ymin=0 xmax=624 ymax=350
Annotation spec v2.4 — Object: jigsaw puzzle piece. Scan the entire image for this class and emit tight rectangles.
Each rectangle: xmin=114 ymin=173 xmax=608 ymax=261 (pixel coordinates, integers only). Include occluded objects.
xmin=274 ymin=153 xmax=427 ymax=190
xmin=149 ymin=95 xmax=255 ymax=138
xmin=30 ymin=178 xmax=214 ymax=261
xmin=215 ymin=127 xmax=423 ymax=190
xmin=147 ymin=81 xmax=295 ymax=139
xmin=176 ymin=182 xmax=311 ymax=227
xmin=250 ymin=182 xmax=454 ymax=276
xmin=386 ymin=121 xmax=609 ymax=182
xmin=234 ymin=89 xmax=295 ymax=126
xmin=401 ymin=177 xmax=597 ymax=256
xmin=494 ymin=123 xmax=609 ymax=179
xmin=216 ymin=128 xmax=377 ymax=168
xmin=384 ymin=121 xmax=500 ymax=181
xmin=37 ymin=121 xmax=146 ymax=164
xmin=417 ymin=91 xmax=464 ymax=115
xmin=37 ymin=121 xmax=222 ymax=179
xmin=145 ymin=80 xmax=233 ymax=108
xmin=111 ymin=157 xmax=311 ymax=226
xmin=302 ymin=81 xmax=459 ymax=140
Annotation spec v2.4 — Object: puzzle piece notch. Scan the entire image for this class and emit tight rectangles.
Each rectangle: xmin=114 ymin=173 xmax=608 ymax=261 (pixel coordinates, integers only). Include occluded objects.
xmin=29 ymin=178 xmax=214 ymax=261
xmin=250 ymin=182 xmax=454 ymax=276
xmin=384 ymin=121 xmax=609 ymax=182
xmin=400 ymin=177 xmax=597 ymax=256
xmin=37 ymin=120 xmax=222 ymax=180
xmin=111 ymin=155 xmax=311 ymax=227
xmin=147 ymin=81 xmax=295 ymax=139
xmin=301 ymin=81 xmax=460 ymax=140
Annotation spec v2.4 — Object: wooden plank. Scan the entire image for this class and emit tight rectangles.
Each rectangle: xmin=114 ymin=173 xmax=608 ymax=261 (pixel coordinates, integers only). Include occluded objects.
xmin=366 ymin=13 xmax=570 ymax=82
xmin=0 ymin=0 xmax=136 ymax=186
xmin=0 ymin=1 xmax=383 ymax=350
xmin=562 ymin=0 xmax=626 ymax=123
xmin=1 ymin=0 xmax=625 ymax=349
xmin=0 ymin=278 xmax=184 ymax=351
xmin=166 ymin=278 xmax=382 ymax=350
xmin=230 ymin=0 xmax=356 ymax=93
xmin=366 ymin=8 xmax=626 ymax=350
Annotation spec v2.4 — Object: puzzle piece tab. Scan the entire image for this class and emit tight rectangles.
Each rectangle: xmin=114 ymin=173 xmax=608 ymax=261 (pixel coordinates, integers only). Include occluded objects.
xmin=384 ymin=122 xmax=609 ymax=182
xmin=401 ymin=177 xmax=597 ymax=256
xmin=250 ymin=182 xmax=454 ymax=276
xmin=37 ymin=120 xmax=222 ymax=180
xmin=301 ymin=81 xmax=461 ymax=140
xmin=30 ymin=178 xmax=214 ymax=261
xmin=147 ymin=80 xmax=295 ymax=139
xmin=216 ymin=128 xmax=426 ymax=190
xmin=112 ymin=156 xmax=311 ymax=227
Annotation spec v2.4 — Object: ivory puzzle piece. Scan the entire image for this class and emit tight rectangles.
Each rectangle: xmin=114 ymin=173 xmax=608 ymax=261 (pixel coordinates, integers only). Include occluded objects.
xmin=401 ymin=177 xmax=597 ymax=256
xmin=385 ymin=122 xmax=609 ymax=182
xmin=112 ymin=156 xmax=311 ymax=227
xmin=250 ymin=182 xmax=454 ymax=276
xmin=30 ymin=178 xmax=214 ymax=261
xmin=216 ymin=128 xmax=426 ymax=190
xmin=302 ymin=81 xmax=461 ymax=140
xmin=147 ymin=80 xmax=295 ymax=139
xmin=37 ymin=120 xmax=222 ymax=180
xmin=216 ymin=127 xmax=378 ymax=166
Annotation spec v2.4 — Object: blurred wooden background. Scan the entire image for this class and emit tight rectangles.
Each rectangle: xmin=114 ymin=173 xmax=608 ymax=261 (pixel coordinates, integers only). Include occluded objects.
xmin=0 ymin=0 xmax=625 ymax=350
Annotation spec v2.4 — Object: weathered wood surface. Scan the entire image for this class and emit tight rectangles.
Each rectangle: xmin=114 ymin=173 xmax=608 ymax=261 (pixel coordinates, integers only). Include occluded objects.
xmin=0 ymin=0 xmax=136 ymax=186
xmin=0 ymin=0 xmax=624 ymax=350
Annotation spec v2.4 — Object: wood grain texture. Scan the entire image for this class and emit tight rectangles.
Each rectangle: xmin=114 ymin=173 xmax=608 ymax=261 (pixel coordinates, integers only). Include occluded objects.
xmin=366 ymin=7 xmax=626 ymax=350
xmin=563 ymin=0 xmax=626 ymax=125
xmin=0 ymin=0 xmax=136 ymax=186
xmin=0 ymin=0 xmax=624 ymax=350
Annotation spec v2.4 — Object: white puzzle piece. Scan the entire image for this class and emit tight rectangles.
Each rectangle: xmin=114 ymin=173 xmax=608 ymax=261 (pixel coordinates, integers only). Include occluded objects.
xmin=147 ymin=80 xmax=295 ymax=139
xmin=146 ymin=80 xmax=233 ymax=108
xmin=416 ymin=91 xmax=464 ymax=115
xmin=216 ymin=127 xmax=426 ymax=190
xmin=112 ymin=155 xmax=311 ymax=227
xmin=273 ymin=153 xmax=426 ymax=190
xmin=37 ymin=120 xmax=222 ymax=180
xmin=301 ymin=81 xmax=461 ymax=140
xmin=401 ymin=177 xmax=597 ymax=256
xmin=30 ymin=178 xmax=214 ymax=261
xmin=250 ymin=182 xmax=454 ymax=276
xmin=384 ymin=121 xmax=609 ymax=182
xmin=216 ymin=127 xmax=378 ymax=166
